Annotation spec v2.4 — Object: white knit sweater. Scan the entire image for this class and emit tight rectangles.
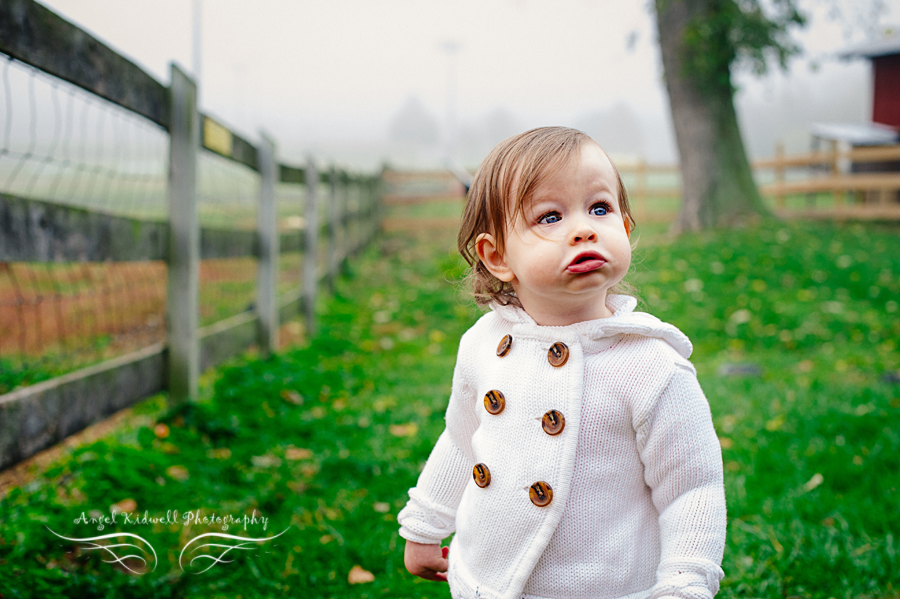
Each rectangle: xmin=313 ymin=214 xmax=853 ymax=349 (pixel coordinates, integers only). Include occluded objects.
xmin=398 ymin=295 xmax=726 ymax=599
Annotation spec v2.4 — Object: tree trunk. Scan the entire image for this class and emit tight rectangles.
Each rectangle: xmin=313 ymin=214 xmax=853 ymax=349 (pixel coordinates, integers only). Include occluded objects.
xmin=655 ymin=0 xmax=769 ymax=232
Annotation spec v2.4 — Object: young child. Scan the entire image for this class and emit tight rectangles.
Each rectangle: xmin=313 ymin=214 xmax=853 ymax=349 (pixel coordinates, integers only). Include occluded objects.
xmin=398 ymin=127 xmax=726 ymax=599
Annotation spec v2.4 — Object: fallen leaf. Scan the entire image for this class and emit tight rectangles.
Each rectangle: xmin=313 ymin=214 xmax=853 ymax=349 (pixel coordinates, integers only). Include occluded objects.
xmin=718 ymin=437 xmax=733 ymax=449
xmin=389 ymin=423 xmax=419 ymax=437
xmin=262 ymin=401 xmax=275 ymax=418
xmin=208 ymin=447 xmax=232 ymax=459
xmin=251 ymin=455 xmax=282 ymax=468
xmin=348 ymin=564 xmax=375 ymax=584
xmin=803 ymin=473 xmax=824 ymax=492
xmin=166 ymin=465 xmax=190 ymax=481
xmin=111 ymin=498 xmax=137 ymax=513
xmin=154 ymin=423 xmax=170 ymax=439
xmin=159 ymin=442 xmax=181 ymax=455
xmin=280 ymin=389 xmax=304 ymax=405
xmin=373 ymin=502 xmax=390 ymax=513
xmin=286 ymin=447 xmax=313 ymax=460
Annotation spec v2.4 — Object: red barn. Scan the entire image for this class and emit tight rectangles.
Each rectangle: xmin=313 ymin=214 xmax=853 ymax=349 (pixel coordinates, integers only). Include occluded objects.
xmin=841 ymin=35 xmax=900 ymax=129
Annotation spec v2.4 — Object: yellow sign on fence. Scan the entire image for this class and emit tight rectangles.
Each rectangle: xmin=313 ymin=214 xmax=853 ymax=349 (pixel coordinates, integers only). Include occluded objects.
xmin=203 ymin=117 xmax=233 ymax=157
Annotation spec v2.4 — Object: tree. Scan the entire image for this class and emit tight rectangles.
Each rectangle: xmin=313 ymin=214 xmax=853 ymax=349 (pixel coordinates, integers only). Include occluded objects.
xmin=654 ymin=0 xmax=805 ymax=231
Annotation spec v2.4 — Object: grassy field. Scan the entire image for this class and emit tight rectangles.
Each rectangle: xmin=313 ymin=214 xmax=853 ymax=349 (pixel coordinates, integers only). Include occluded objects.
xmin=0 ymin=218 xmax=898 ymax=598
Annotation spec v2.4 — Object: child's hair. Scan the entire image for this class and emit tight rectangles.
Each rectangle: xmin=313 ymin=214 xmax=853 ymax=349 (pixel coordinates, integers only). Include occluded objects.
xmin=458 ymin=126 xmax=636 ymax=308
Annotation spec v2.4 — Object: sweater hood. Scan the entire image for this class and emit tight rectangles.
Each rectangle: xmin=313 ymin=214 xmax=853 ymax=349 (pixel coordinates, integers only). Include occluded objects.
xmin=488 ymin=294 xmax=693 ymax=359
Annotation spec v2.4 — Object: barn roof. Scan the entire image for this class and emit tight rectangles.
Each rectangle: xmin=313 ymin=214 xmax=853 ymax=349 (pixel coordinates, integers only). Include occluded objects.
xmin=840 ymin=34 xmax=900 ymax=59
xmin=811 ymin=122 xmax=899 ymax=146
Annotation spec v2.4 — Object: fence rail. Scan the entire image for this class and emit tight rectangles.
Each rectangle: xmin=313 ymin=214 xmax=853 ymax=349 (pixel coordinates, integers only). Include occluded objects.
xmin=620 ymin=142 xmax=900 ymax=223
xmin=0 ymin=0 xmax=381 ymax=470
xmin=379 ymin=143 xmax=900 ymax=233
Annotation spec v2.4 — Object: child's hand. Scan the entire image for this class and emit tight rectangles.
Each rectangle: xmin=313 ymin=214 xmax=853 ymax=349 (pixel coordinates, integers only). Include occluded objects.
xmin=404 ymin=540 xmax=449 ymax=582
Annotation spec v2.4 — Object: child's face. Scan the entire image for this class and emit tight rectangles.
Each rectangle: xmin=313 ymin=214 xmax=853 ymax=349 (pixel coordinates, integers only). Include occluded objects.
xmin=477 ymin=143 xmax=632 ymax=326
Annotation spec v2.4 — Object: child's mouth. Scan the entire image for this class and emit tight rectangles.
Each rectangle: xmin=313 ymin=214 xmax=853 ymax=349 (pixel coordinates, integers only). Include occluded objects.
xmin=567 ymin=253 xmax=606 ymax=273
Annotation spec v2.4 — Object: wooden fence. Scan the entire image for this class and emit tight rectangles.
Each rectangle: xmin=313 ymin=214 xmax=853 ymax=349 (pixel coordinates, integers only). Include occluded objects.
xmin=0 ymin=0 xmax=380 ymax=470
xmin=378 ymin=143 xmax=900 ymax=233
xmin=621 ymin=143 xmax=900 ymax=223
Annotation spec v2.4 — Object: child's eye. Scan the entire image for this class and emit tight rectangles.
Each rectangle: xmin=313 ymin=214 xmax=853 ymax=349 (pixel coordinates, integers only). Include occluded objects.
xmin=589 ymin=202 xmax=611 ymax=216
xmin=537 ymin=212 xmax=562 ymax=225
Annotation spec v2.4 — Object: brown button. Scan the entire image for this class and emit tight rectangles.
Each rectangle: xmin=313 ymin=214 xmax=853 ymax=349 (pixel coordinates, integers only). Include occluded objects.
xmin=473 ymin=463 xmax=491 ymax=488
xmin=496 ymin=334 xmax=513 ymax=357
xmin=547 ymin=342 xmax=569 ymax=367
xmin=529 ymin=481 xmax=553 ymax=507
xmin=541 ymin=410 xmax=565 ymax=435
xmin=484 ymin=390 xmax=506 ymax=415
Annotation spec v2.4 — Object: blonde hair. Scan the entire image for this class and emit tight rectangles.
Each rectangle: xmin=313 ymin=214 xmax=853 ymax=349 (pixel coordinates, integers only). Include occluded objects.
xmin=458 ymin=126 xmax=636 ymax=308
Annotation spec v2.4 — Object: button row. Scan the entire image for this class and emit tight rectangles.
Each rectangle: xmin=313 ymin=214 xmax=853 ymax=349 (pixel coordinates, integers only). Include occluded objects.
xmin=496 ymin=335 xmax=570 ymax=369
xmin=483 ymin=390 xmax=566 ymax=435
xmin=471 ymin=463 xmax=554 ymax=507
xmin=479 ymin=335 xmax=566 ymax=508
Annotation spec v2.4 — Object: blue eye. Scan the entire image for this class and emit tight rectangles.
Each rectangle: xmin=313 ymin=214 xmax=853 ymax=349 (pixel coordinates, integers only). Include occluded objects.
xmin=537 ymin=212 xmax=562 ymax=224
xmin=590 ymin=203 xmax=610 ymax=216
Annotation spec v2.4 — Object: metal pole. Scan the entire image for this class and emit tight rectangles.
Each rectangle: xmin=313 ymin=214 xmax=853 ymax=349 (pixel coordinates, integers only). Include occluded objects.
xmin=166 ymin=63 xmax=199 ymax=403
xmin=192 ymin=0 xmax=202 ymax=107
xmin=256 ymin=132 xmax=278 ymax=354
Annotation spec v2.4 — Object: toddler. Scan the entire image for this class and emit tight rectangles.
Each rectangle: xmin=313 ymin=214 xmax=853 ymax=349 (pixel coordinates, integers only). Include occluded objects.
xmin=398 ymin=127 xmax=726 ymax=599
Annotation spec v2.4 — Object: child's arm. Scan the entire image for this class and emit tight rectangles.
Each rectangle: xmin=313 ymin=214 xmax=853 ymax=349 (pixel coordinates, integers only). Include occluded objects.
xmin=398 ymin=327 xmax=480 ymax=582
xmin=404 ymin=541 xmax=449 ymax=582
xmin=637 ymin=364 xmax=727 ymax=599
xmin=398 ymin=429 xmax=471 ymax=544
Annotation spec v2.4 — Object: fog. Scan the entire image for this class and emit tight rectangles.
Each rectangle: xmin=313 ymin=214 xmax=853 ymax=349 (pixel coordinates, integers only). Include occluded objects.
xmin=32 ymin=0 xmax=900 ymax=170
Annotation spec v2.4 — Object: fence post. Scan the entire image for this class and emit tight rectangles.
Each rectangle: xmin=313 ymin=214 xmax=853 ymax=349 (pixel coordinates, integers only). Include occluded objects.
xmin=371 ymin=175 xmax=382 ymax=243
xmin=830 ymin=140 xmax=842 ymax=208
xmin=354 ymin=180 xmax=363 ymax=253
xmin=327 ymin=164 xmax=339 ymax=292
xmin=303 ymin=158 xmax=319 ymax=337
xmin=166 ymin=64 xmax=199 ymax=403
xmin=359 ymin=179 xmax=370 ymax=249
xmin=775 ymin=142 xmax=785 ymax=210
xmin=367 ymin=177 xmax=377 ymax=245
xmin=256 ymin=132 xmax=278 ymax=354
xmin=337 ymin=173 xmax=347 ymax=269
xmin=346 ymin=180 xmax=358 ymax=255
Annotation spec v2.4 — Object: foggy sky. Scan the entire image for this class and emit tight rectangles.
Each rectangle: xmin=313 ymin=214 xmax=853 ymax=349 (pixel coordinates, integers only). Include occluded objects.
xmin=35 ymin=0 xmax=899 ymax=170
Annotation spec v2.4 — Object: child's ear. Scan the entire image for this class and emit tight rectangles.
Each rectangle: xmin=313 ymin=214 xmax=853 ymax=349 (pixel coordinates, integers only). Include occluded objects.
xmin=475 ymin=233 xmax=515 ymax=283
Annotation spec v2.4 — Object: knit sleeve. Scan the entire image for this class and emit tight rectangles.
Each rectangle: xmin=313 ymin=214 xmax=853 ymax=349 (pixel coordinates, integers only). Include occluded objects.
xmin=397 ymin=332 xmax=479 ymax=545
xmin=636 ymin=363 xmax=727 ymax=599
xmin=397 ymin=428 xmax=472 ymax=544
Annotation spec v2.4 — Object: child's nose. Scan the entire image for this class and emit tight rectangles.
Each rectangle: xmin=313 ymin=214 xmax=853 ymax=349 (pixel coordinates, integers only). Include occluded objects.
xmin=569 ymin=220 xmax=598 ymax=244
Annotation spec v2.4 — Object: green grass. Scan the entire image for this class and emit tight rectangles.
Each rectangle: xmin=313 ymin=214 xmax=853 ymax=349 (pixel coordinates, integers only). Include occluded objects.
xmin=631 ymin=221 xmax=900 ymax=598
xmin=1 ymin=220 xmax=898 ymax=598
